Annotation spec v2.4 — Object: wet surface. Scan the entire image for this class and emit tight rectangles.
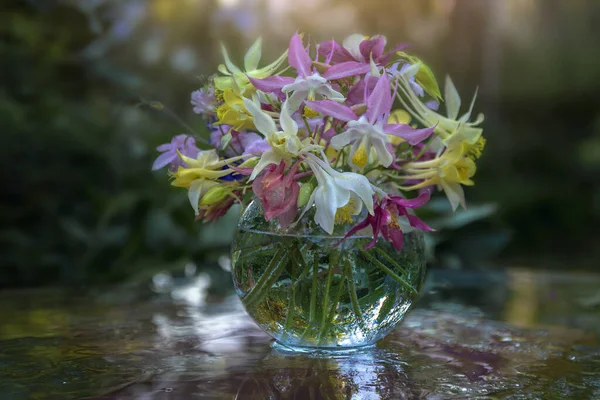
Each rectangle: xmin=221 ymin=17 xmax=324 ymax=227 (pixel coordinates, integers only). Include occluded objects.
xmin=1 ymin=268 xmax=600 ymax=399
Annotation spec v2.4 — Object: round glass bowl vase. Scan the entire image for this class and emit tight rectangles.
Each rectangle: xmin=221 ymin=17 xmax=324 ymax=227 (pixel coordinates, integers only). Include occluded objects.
xmin=231 ymin=200 xmax=426 ymax=352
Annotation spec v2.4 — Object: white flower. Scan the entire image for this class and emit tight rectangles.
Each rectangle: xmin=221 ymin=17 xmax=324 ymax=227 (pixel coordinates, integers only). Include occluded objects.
xmin=330 ymin=115 xmax=393 ymax=170
xmin=242 ymin=97 xmax=320 ymax=180
xmin=301 ymin=153 xmax=375 ymax=234
xmin=282 ymin=72 xmax=345 ymax=113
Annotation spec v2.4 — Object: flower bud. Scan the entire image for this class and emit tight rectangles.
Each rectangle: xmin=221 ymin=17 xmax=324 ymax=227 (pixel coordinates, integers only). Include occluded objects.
xmin=200 ymin=185 xmax=230 ymax=206
xmin=297 ymin=182 xmax=315 ymax=208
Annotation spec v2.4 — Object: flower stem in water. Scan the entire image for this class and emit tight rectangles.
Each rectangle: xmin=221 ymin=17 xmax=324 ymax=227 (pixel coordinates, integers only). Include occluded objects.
xmin=318 ymin=264 xmax=347 ymax=345
xmin=346 ymin=260 xmax=366 ymax=329
xmin=360 ymin=250 xmax=417 ymax=296
xmin=243 ymin=246 xmax=287 ymax=309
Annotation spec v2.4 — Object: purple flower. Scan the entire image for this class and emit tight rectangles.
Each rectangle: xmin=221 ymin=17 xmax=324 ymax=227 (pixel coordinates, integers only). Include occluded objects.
xmin=191 ymin=88 xmax=217 ymax=116
xmin=250 ymin=33 xmax=353 ymax=113
xmin=152 ymin=134 xmax=200 ymax=172
xmin=209 ymin=125 xmax=269 ymax=157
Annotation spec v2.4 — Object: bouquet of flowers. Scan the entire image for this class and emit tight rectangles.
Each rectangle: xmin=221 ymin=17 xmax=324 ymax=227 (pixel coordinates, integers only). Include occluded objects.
xmin=153 ymin=32 xmax=485 ymax=252
xmin=152 ymin=32 xmax=486 ymax=348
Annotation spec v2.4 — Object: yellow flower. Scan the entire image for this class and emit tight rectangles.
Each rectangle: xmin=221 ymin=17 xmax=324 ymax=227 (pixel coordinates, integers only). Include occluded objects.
xmin=171 ymin=150 xmax=233 ymax=188
xmin=171 ymin=150 xmax=248 ymax=215
xmin=398 ymin=142 xmax=477 ymax=211
xmin=215 ymin=88 xmax=254 ymax=131
xmin=214 ymin=38 xmax=288 ymax=96
xmin=466 ymin=136 xmax=486 ymax=160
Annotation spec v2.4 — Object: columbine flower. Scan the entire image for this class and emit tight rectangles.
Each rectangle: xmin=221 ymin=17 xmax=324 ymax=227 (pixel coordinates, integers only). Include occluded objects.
xmin=337 ymin=189 xmax=433 ymax=251
xmin=215 ymin=88 xmax=255 ymax=131
xmin=152 ymin=134 xmax=200 ymax=172
xmin=242 ymin=97 xmax=321 ymax=180
xmin=171 ymin=149 xmax=247 ymax=214
xmin=191 ymin=87 xmax=217 ymax=116
xmin=251 ymin=33 xmax=351 ymax=113
xmin=252 ymin=161 xmax=300 ymax=229
xmin=301 ymin=153 xmax=376 ymax=234
xmin=214 ymin=37 xmax=288 ymax=96
xmin=307 ymin=74 xmax=435 ymax=170
xmin=399 ymin=142 xmax=477 ymax=211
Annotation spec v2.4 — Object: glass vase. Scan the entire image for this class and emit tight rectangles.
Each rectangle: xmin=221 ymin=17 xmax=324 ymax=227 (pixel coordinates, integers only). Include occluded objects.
xmin=231 ymin=199 xmax=426 ymax=352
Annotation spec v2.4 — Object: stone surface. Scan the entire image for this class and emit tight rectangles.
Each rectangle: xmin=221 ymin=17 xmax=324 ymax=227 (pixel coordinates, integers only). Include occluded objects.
xmin=1 ymin=269 xmax=599 ymax=399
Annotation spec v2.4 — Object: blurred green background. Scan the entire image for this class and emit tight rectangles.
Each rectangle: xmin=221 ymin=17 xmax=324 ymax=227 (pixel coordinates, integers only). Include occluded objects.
xmin=1 ymin=0 xmax=599 ymax=288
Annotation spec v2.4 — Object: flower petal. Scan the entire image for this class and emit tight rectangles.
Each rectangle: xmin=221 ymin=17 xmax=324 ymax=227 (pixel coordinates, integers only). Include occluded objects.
xmin=439 ymin=180 xmax=466 ymax=211
xmin=244 ymin=37 xmax=262 ymax=71
xmin=343 ymin=33 xmax=366 ymax=61
xmin=391 ymin=189 xmax=432 ymax=209
xmin=385 ymin=124 xmax=435 ymax=145
xmin=152 ymin=151 xmax=176 ymax=171
xmin=220 ymin=42 xmax=242 ymax=75
xmin=242 ymin=97 xmax=276 ymax=136
xmin=249 ymin=149 xmax=281 ymax=180
xmin=288 ymin=33 xmax=312 ymax=77
xmin=366 ymin=74 xmax=392 ymax=124
xmin=444 ymin=75 xmax=461 ymax=120
xmin=249 ymin=76 xmax=294 ymax=94
xmin=407 ymin=214 xmax=433 ymax=231
xmin=323 ymin=61 xmax=371 ymax=80
xmin=371 ymin=137 xmax=394 ymax=167
xmin=280 ymin=100 xmax=298 ymax=135
xmin=305 ymin=100 xmax=357 ymax=122
xmin=359 ymin=35 xmax=386 ymax=62
xmin=318 ymin=39 xmax=354 ymax=64
xmin=334 ymin=172 xmax=374 ymax=215
xmin=285 ymin=89 xmax=308 ymax=113
xmin=188 ymin=179 xmax=217 ymax=214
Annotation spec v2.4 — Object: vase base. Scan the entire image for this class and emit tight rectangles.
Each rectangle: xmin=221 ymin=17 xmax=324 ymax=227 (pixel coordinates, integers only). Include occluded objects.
xmin=271 ymin=340 xmax=376 ymax=356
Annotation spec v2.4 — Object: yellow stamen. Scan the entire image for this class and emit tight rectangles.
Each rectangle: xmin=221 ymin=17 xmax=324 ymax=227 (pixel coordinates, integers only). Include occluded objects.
xmin=334 ymin=198 xmax=357 ymax=225
xmin=351 ymin=144 xmax=368 ymax=168
xmin=467 ymin=136 xmax=486 ymax=160
xmin=214 ymin=88 xmax=224 ymax=103
xmin=302 ymin=106 xmax=320 ymax=119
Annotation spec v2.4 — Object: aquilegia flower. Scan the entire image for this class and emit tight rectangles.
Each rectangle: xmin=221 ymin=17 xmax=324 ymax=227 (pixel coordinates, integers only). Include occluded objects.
xmin=307 ymin=74 xmax=435 ymax=170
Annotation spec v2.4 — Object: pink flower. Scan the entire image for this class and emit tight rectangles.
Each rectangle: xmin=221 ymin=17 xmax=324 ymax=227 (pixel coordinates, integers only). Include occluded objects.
xmin=252 ymin=161 xmax=300 ymax=229
xmin=336 ymin=189 xmax=433 ymax=251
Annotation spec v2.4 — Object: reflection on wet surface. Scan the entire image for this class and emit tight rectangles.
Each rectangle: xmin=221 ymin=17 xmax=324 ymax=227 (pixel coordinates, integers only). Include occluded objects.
xmin=1 ymin=269 xmax=600 ymax=399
